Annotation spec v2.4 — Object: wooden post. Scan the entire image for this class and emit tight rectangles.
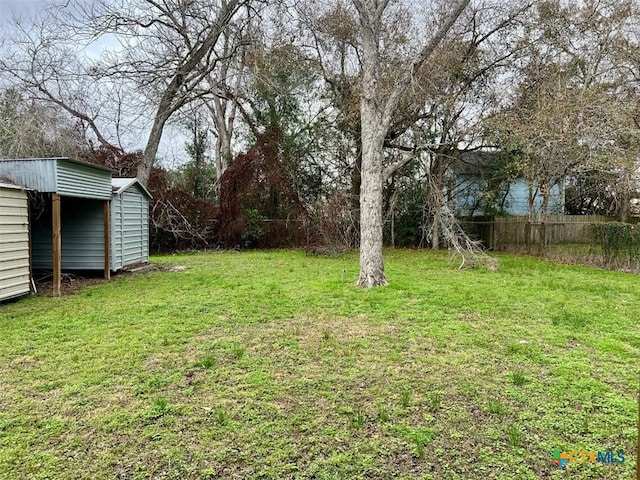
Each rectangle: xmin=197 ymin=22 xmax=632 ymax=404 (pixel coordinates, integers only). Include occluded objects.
xmin=104 ymin=201 xmax=111 ymax=280
xmin=52 ymin=193 xmax=61 ymax=297
xmin=489 ymin=216 xmax=495 ymax=250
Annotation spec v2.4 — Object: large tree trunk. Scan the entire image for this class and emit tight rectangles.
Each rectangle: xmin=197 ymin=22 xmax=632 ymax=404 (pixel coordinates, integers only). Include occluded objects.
xmin=358 ymin=105 xmax=387 ymax=286
xmin=135 ymin=0 xmax=243 ymax=186
xmin=352 ymin=0 xmax=469 ymax=287
xmin=356 ymin=9 xmax=387 ymax=287
xmin=139 ymin=108 xmax=170 ymax=185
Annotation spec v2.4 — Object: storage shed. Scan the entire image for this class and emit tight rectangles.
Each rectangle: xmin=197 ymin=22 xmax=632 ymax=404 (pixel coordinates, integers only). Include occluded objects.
xmin=0 ymin=182 xmax=31 ymax=301
xmin=0 ymin=158 xmax=113 ymax=296
xmin=110 ymin=178 xmax=151 ymax=271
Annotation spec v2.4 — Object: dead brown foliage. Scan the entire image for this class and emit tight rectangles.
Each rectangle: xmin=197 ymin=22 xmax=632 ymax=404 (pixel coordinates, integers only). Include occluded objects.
xmin=217 ymin=128 xmax=308 ymax=248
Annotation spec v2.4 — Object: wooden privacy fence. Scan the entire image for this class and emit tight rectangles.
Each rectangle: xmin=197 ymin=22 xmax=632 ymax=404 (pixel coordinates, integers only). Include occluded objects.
xmin=461 ymin=215 xmax=633 ymax=250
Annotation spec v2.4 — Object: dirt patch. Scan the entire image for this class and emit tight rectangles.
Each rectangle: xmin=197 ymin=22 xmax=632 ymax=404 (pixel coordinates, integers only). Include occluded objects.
xmin=32 ymin=264 xmax=160 ymax=297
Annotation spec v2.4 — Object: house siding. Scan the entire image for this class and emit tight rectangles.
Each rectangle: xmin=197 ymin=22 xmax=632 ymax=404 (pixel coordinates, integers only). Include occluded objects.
xmin=456 ymin=176 xmax=564 ymax=216
xmin=0 ymin=186 xmax=30 ymax=301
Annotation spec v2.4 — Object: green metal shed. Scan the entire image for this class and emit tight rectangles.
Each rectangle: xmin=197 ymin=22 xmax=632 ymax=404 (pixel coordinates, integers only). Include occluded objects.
xmin=110 ymin=178 xmax=151 ymax=271
xmin=0 ymin=158 xmax=112 ymax=296
xmin=0 ymin=182 xmax=31 ymax=301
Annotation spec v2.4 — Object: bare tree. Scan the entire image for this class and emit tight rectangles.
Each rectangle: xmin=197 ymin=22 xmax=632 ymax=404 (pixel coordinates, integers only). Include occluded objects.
xmin=0 ymin=14 xmax=125 ymax=154
xmin=401 ymin=2 xmax=532 ymax=250
xmin=0 ymin=87 xmax=88 ymax=158
xmin=352 ymin=0 xmax=470 ymax=287
xmin=82 ymin=0 xmax=252 ymax=185
xmin=1 ymin=0 xmax=254 ymax=185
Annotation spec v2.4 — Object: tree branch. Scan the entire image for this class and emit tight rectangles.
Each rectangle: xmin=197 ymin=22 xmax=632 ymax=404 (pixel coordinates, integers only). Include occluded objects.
xmin=381 ymin=0 xmax=471 ymax=129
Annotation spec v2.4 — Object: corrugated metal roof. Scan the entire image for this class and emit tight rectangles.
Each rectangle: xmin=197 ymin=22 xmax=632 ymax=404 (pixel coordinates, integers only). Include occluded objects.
xmin=0 ymin=157 xmax=111 ymax=172
xmin=0 ymin=158 xmax=112 ymax=199
xmin=0 ymin=181 xmax=28 ymax=190
xmin=112 ymin=178 xmax=152 ymax=198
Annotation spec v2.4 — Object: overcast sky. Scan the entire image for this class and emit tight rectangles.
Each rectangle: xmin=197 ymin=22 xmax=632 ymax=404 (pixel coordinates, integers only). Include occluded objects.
xmin=0 ymin=0 xmax=191 ymax=167
xmin=0 ymin=0 xmax=48 ymax=20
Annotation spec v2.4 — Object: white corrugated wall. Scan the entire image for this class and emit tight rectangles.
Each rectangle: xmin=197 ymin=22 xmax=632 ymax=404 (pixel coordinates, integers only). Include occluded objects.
xmin=0 ymin=186 xmax=31 ymax=301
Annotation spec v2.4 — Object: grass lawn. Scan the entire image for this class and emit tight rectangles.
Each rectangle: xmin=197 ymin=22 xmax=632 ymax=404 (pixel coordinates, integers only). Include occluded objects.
xmin=0 ymin=249 xmax=638 ymax=479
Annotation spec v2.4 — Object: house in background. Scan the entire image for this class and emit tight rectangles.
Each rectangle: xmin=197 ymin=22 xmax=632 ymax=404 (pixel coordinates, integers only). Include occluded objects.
xmin=0 ymin=181 xmax=31 ymax=301
xmin=0 ymin=158 xmax=151 ymax=297
xmin=454 ymin=151 xmax=565 ymax=217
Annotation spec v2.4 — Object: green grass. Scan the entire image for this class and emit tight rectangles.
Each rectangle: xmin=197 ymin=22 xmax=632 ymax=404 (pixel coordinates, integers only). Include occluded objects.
xmin=0 ymin=249 xmax=638 ymax=479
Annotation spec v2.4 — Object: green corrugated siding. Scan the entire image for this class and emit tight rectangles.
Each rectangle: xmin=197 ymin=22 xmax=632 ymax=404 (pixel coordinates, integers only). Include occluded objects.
xmin=0 ymin=158 xmax=111 ymax=199
xmin=0 ymin=187 xmax=30 ymax=301
xmin=31 ymin=197 xmax=106 ymax=271
xmin=110 ymin=195 xmax=124 ymax=270
xmin=56 ymin=160 xmax=112 ymax=200
xmin=110 ymin=186 xmax=149 ymax=271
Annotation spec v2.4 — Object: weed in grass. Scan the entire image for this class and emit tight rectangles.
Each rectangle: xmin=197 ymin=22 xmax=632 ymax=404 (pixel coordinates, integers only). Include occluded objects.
xmin=146 ymin=397 xmax=169 ymax=419
xmin=506 ymin=343 xmax=525 ymax=355
xmin=506 ymin=342 xmax=548 ymax=364
xmin=551 ymin=310 xmax=589 ymax=328
xmin=149 ymin=374 xmax=172 ymax=389
xmin=351 ymin=410 xmax=365 ymax=429
xmin=135 ymin=374 xmax=173 ymax=396
xmin=322 ymin=330 xmax=331 ymax=341
xmin=195 ymin=356 xmax=215 ymax=369
xmin=155 ymin=397 xmax=168 ymax=411
xmin=462 ymin=384 xmax=478 ymax=396
xmin=232 ymin=345 xmax=246 ymax=360
xmin=486 ymin=398 xmax=505 ymax=415
xmin=425 ymin=392 xmax=442 ymax=412
xmin=378 ymin=405 xmax=390 ymax=422
xmin=510 ymin=371 xmax=527 ymax=386
xmin=507 ymin=425 xmax=522 ymax=448
xmin=36 ymin=382 xmax=61 ymax=392
xmin=401 ymin=389 xmax=411 ymax=408
xmin=581 ymin=411 xmax=592 ymax=433
xmin=201 ymin=468 xmax=217 ymax=478
xmin=214 ymin=406 xmax=228 ymax=426
xmin=407 ymin=427 xmax=436 ymax=457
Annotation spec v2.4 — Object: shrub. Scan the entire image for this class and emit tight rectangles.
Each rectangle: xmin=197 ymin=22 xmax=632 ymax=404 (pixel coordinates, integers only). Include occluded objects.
xmin=217 ymin=128 xmax=308 ymax=248
xmin=306 ymin=190 xmax=358 ymax=255
xmin=588 ymin=222 xmax=640 ymax=267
